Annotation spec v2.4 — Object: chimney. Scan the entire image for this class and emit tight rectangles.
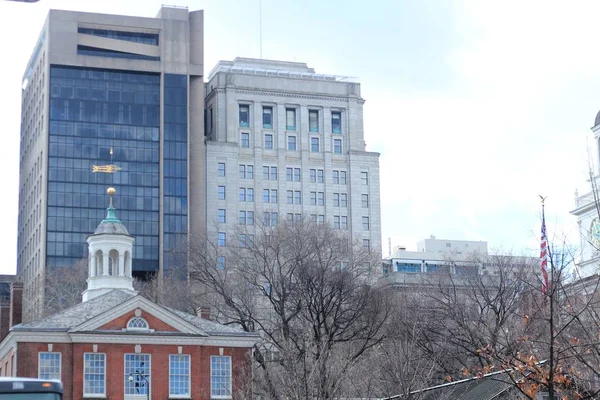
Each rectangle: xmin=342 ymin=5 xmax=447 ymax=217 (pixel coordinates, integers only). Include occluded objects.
xmin=197 ymin=306 xmax=211 ymax=320
xmin=0 ymin=298 xmax=10 ymax=343
xmin=9 ymin=282 xmax=23 ymax=329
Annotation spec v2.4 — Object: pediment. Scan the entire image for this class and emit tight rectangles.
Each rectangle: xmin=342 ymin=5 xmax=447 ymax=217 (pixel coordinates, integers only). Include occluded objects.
xmin=69 ymin=295 xmax=207 ymax=336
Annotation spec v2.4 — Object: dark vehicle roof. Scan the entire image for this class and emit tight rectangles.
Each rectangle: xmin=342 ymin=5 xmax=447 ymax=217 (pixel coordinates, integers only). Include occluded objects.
xmin=0 ymin=378 xmax=62 ymax=393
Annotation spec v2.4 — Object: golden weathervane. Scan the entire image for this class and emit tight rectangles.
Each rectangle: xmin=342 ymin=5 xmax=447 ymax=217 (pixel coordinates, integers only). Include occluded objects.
xmin=92 ymin=147 xmax=122 ymax=174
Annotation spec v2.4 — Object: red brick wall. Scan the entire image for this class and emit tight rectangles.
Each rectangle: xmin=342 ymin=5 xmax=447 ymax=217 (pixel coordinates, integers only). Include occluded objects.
xmin=98 ymin=310 xmax=178 ymax=332
xmin=17 ymin=343 xmax=73 ymax=399
xmin=15 ymin=341 xmax=252 ymax=400
xmin=0 ymin=301 xmax=10 ymax=343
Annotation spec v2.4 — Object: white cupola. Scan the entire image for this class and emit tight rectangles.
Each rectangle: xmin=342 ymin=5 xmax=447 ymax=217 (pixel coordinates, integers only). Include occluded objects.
xmin=82 ymin=187 xmax=137 ymax=302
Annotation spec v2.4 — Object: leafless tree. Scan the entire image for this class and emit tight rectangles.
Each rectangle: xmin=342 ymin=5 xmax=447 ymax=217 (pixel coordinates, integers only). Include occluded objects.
xmin=188 ymin=219 xmax=389 ymax=400
xmin=43 ymin=258 xmax=88 ymax=316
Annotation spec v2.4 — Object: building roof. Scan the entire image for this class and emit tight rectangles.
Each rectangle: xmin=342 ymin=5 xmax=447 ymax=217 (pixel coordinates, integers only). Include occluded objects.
xmin=384 ymin=371 xmax=513 ymax=400
xmin=13 ymin=289 xmax=254 ymax=337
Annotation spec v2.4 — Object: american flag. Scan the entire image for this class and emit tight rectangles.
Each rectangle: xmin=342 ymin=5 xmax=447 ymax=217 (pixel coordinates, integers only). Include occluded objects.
xmin=540 ymin=207 xmax=549 ymax=295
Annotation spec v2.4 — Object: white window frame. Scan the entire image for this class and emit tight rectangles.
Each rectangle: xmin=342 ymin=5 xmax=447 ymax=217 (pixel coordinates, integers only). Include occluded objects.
xmin=38 ymin=352 xmax=61 ymax=381
xmin=127 ymin=317 xmax=150 ymax=332
xmin=169 ymin=354 xmax=191 ymax=398
xmin=124 ymin=353 xmax=151 ymax=397
xmin=83 ymin=352 xmax=106 ymax=397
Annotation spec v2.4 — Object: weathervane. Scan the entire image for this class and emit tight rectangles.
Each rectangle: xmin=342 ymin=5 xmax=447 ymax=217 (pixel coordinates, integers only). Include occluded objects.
xmin=92 ymin=147 xmax=122 ymax=173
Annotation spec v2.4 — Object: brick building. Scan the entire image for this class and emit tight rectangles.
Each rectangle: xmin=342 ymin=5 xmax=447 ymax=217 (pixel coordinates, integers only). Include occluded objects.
xmin=0 ymin=189 xmax=258 ymax=399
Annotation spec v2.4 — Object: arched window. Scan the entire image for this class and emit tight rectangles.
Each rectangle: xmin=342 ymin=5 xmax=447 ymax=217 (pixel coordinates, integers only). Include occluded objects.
xmin=127 ymin=317 xmax=149 ymax=331
xmin=109 ymin=249 xmax=119 ymax=276
xmin=95 ymin=250 xmax=103 ymax=276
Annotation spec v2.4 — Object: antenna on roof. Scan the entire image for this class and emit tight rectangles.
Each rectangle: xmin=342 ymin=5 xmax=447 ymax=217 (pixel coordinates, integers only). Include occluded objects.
xmin=259 ymin=0 xmax=263 ymax=59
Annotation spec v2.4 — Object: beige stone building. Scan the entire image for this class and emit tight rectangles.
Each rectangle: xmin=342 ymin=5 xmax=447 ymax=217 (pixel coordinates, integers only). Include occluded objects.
xmin=204 ymin=58 xmax=381 ymax=254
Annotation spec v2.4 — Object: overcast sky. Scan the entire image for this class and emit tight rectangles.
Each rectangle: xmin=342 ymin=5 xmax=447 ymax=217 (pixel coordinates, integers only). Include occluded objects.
xmin=0 ymin=0 xmax=596 ymax=274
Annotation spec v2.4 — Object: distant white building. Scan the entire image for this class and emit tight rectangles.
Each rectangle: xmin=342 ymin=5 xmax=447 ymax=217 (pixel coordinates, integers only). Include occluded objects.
xmin=380 ymin=236 xmax=534 ymax=290
xmin=382 ymin=236 xmax=487 ymax=278
xmin=571 ymin=112 xmax=600 ymax=279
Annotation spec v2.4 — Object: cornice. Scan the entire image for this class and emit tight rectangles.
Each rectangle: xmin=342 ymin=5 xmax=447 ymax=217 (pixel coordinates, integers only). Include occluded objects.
xmin=235 ymin=89 xmax=351 ymax=103
xmin=69 ymin=333 xmax=257 ymax=348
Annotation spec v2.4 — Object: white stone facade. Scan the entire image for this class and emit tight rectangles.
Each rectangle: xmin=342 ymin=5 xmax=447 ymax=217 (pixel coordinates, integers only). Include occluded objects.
xmin=204 ymin=58 xmax=381 ymax=252
xmin=571 ymin=119 xmax=600 ymax=279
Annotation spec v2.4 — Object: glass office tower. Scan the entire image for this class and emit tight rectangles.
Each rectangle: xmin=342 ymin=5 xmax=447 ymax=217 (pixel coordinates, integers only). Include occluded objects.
xmin=17 ymin=7 xmax=205 ymax=321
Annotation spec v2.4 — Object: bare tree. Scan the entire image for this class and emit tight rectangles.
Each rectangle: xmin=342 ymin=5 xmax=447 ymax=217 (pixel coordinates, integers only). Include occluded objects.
xmin=44 ymin=258 xmax=88 ymax=316
xmin=188 ymin=219 xmax=389 ymax=400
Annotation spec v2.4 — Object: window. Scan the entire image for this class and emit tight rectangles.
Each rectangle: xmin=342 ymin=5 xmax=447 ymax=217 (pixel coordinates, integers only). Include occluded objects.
xmin=333 ymin=138 xmax=342 ymax=154
xmin=239 ymin=165 xmax=253 ymax=179
xmin=310 ymin=191 xmax=317 ymax=205
xmin=317 ymin=192 xmax=324 ymax=206
xmin=317 ymin=215 xmax=325 ymax=224
xmin=309 ymin=110 xmax=319 ymax=132
xmin=239 ymin=210 xmax=247 ymax=225
xmin=363 ymin=239 xmax=371 ymax=250
xmin=239 ymin=234 xmax=255 ymax=247
xmin=263 ymin=166 xmax=278 ymax=180
xmin=287 ymin=136 xmax=297 ymax=151
xmin=218 ymin=209 xmax=226 ymax=223
xmin=239 ymin=188 xmax=246 ymax=202
xmin=340 ymin=193 xmax=347 ymax=207
xmin=218 ymin=186 xmax=226 ymax=200
xmin=333 ymin=216 xmax=340 ymax=229
xmin=333 ymin=193 xmax=339 ymax=207
xmin=286 ymin=108 xmax=296 ymax=130
xmin=287 ymin=190 xmax=293 ymax=204
xmin=38 ymin=352 xmax=61 ymax=380
xmin=361 ymin=171 xmax=369 ymax=185
xmin=317 ymin=169 xmax=324 ymax=183
xmin=310 ymin=169 xmax=317 ymax=183
xmin=311 ymin=137 xmax=320 ymax=152
xmin=241 ymin=132 xmax=250 ymax=148
xmin=218 ymin=232 xmax=226 ymax=247
xmin=362 ymin=194 xmax=369 ymax=208
xmin=169 ymin=354 xmax=190 ymax=397
xmin=362 ymin=216 xmax=370 ymax=230
xmin=127 ymin=317 xmax=149 ymax=331
xmin=294 ymin=191 xmax=301 ymax=204
xmin=211 ymin=356 xmax=232 ymax=398
xmin=247 ymin=188 xmax=254 ymax=202
xmin=341 ymin=216 xmax=348 ymax=229
xmin=264 ymin=134 xmax=273 ymax=149
xmin=333 ymin=170 xmax=346 ymax=184
xmin=217 ymin=162 xmax=226 ymax=177
xmin=217 ymin=256 xmax=226 ymax=270
xmin=263 ymin=189 xmax=278 ymax=203
xmin=84 ymin=353 xmax=106 ymax=396
xmin=294 ymin=168 xmax=301 ymax=182
xmin=125 ymin=354 xmax=151 ymax=396
xmin=332 ymin=111 xmax=341 ymax=133
xmin=248 ymin=211 xmax=254 ymax=225
xmin=263 ymin=212 xmax=277 ymax=226
xmin=263 ymin=106 xmax=273 ymax=129
xmin=239 ymin=105 xmax=249 ymax=127
xmin=286 ymin=168 xmax=293 ymax=182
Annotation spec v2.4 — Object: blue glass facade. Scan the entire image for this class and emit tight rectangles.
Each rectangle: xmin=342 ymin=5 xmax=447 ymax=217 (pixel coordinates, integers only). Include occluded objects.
xmin=48 ymin=66 xmax=161 ymax=272
xmin=163 ymin=74 xmax=188 ymax=275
